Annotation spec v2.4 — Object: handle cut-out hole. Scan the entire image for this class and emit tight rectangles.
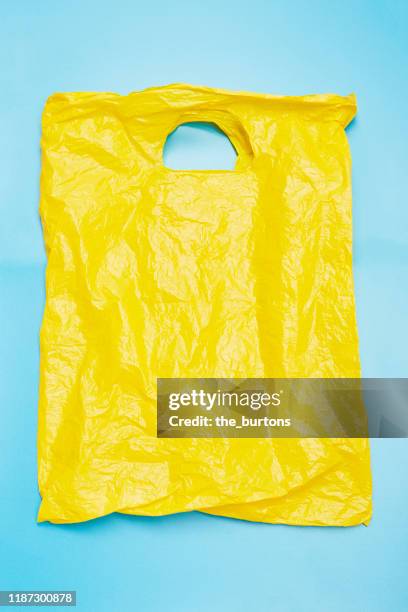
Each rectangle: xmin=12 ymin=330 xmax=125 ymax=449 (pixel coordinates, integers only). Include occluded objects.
xmin=163 ymin=122 xmax=238 ymax=170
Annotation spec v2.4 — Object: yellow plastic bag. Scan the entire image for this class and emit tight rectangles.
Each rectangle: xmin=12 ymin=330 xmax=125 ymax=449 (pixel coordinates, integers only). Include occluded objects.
xmin=38 ymin=84 xmax=372 ymax=525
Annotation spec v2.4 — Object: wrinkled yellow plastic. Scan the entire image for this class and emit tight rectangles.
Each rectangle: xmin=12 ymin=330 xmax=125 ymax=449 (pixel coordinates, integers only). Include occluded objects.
xmin=38 ymin=84 xmax=372 ymax=525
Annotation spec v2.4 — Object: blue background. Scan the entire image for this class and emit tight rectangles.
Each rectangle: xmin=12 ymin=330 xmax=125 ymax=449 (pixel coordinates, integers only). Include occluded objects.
xmin=1 ymin=1 xmax=407 ymax=610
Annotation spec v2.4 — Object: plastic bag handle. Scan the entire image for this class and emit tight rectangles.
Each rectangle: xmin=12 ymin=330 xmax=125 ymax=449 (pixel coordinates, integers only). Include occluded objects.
xmin=158 ymin=108 xmax=254 ymax=170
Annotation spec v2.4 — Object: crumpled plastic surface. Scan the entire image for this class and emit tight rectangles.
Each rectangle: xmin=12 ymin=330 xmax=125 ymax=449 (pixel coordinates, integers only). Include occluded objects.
xmin=38 ymin=84 xmax=372 ymax=525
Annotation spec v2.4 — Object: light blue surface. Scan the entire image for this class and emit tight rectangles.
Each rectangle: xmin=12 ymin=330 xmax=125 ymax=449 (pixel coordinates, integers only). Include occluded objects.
xmin=0 ymin=1 xmax=407 ymax=610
